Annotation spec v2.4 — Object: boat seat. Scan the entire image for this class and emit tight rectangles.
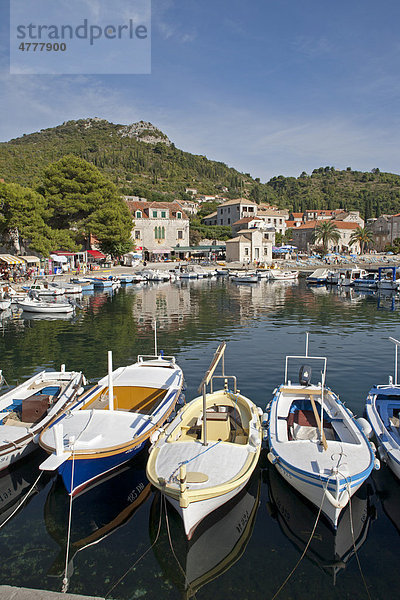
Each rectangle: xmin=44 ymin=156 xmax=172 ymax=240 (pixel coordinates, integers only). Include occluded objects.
xmin=201 ymin=412 xmax=231 ymax=442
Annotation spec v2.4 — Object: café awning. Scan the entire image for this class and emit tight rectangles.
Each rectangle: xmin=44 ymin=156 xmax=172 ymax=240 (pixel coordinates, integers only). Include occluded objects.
xmin=0 ymin=254 xmax=25 ymax=265
xmin=50 ymin=254 xmax=68 ymax=263
xmin=146 ymin=247 xmax=172 ymax=254
xmin=21 ymin=255 xmax=41 ymax=263
xmin=87 ymin=250 xmax=106 ymax=259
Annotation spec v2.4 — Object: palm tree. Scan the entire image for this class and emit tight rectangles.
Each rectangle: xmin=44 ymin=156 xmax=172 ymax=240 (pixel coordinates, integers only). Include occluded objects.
xmin=312 ymin=221 xmax=340 ymax=250
xmin=349 ymin=226 xmax=373 ymax=254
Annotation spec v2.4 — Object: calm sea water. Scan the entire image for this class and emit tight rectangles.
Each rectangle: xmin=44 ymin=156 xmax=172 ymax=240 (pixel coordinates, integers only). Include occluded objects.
xmin=0 ymin=278 xmax=399 ymax=600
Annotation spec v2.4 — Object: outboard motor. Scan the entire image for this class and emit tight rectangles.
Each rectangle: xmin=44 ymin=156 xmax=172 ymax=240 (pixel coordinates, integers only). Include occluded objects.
xmin=299 ymin=365 xmax=312 ymax=386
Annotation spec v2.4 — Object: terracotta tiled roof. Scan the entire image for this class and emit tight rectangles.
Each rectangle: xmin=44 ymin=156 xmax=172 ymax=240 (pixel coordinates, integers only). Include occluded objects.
xmin=285 ymin=221 xmax=296 ymax=228
xmin=293 ymin=219 xmax=359 ymax=231
xmin=290 ymin=212 xmax=304 ymax=218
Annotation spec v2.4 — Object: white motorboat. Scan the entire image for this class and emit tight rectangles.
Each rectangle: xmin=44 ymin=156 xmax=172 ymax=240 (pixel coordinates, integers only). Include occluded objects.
xmin=306 ymin=268 xmax=332 ymax=284
xmin=146 ymin=342 xmax=262 ymax=539
xmin=231 ymin=272 xmax=259 ymax=284
xmin=17 ymin=297 xmax=74 ymax=314
xmin=23 ymin=282 xmax=66 ymax=296
xmin=269 ymin=270 xmax=298 ymax=281
xmin=327 ymin=268 xmax=367 ymax=287
xmin=266 ymin=334 xmax=379 ymax=528
xmin=0 ymin=366 xmax=85 ymax=470
xmin=365 ymin=336 xmax=400 ymax=479
xmin=50 ymin=282 xmax=82 ymax=294
xmin=353 ymin=272 xmax=379 ymax=290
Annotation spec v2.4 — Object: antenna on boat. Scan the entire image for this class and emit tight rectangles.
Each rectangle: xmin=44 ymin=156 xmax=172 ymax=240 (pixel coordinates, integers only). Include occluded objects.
xmin=389 ymin=337 xmax=400 ymax=385
xmin=305 ymin=332 xmax=309 ymax=357
xmin=108 ymin=351 xmax=114 ymax=411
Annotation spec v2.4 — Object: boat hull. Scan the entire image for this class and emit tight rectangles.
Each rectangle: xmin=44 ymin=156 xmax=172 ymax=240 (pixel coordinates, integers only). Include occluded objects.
xmin=58 ymin=441 xmax=146 ymax=495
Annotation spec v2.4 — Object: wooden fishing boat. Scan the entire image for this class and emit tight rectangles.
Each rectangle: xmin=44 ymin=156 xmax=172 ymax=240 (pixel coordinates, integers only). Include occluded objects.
xmin=266 ymin=334 xmax=379 ymax=529
xmin=365 ymin=337 xmax=400 ymax=479
xmin=231 ymin=272 xmax=259 ymax=284
xmin=39 ymin=346 xmax=184 ymax=495
xmin=146 ymin=342 xmax=262 ymax=540
xmin=0 ymin=366 xmax=85 ymax=470
xmin=150 ymin=468 xmax=260 ymax=599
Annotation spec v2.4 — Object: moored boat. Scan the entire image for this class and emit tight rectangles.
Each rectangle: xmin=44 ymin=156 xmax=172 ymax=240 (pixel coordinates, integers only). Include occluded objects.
xmin=146 ymin=342 xmax=262 ymax=539
xmin=365 ymin=336 xmax=400 ymax=479
xmin=39 ymin=348 xmax=184 ymax=495
xmin=0 ymin=366 xmax=85 ymax=470
xmin=265 ymin=334 xmax=379 ymax=528
xmin=306 ymin=268 xmax=332 ymax=284
xmin=269 ymin=270 xmax=298 ymax=281
xmin=16 ymin=297 xmax=74 ymax=314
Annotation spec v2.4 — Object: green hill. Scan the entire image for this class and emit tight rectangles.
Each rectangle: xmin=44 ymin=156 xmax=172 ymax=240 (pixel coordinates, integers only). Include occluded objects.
xmin=0 ymin=118 xmax=252 ymax=202
xmin=1 ymin=119 xmax=400 ymax=218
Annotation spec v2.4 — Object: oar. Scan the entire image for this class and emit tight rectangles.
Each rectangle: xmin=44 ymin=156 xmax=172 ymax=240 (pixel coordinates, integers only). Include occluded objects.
xmin=308 ymin=394 xmax=328 ymax=451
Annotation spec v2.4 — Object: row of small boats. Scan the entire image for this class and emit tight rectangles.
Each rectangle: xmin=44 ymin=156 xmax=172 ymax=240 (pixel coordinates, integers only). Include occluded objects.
xmin=307 ymin=266 xmax=400 ymax=291
xmin=1 ymin=335 xmax=399 ymax=541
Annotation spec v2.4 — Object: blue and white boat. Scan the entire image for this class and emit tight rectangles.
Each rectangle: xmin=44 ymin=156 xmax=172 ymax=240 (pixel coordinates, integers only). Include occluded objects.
xmin=39 ymin=350 xmax=183 ymax=495
xmin=376 ymin=266 xmax=400 ymax=292
xmin=306 ymin=268 xmax=332 ymax=284
xmin=266 ymin=334 xmax=379 ymax=528
xmin=365 ymin=336 xmax=400 ymax=480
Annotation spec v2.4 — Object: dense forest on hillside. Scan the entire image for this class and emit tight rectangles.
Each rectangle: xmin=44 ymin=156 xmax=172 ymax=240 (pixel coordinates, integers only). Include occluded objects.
xmin=1 ymin=119 xmax=400 ymax=218
xmin=0 ymin=119 xmax=252 ymax=202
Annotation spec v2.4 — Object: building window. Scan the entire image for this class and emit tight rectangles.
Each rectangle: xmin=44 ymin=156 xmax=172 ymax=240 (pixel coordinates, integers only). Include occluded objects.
xmin=264 ymin=247 xmax=268 ymax=255
xmin=152 ymin=211 xmax=158 ymax=218
xmin=135 ymin=210 xmax=142 ymax=218
xmin=154 ymin=226 xmax=165 ymax=240
xmin=264 ymin=233 xmax=269 ymax=239
xmin=244 ymin=247 xmax=249 ymax=256
xmin=135 ymin=230 xmax=141 ymax=240
xmin=177 ymin=230 xmax=183 ymax=240
xmin=177 ymin=212 xmax=182 ymax=219
xmin=161 ymin=211 xmax=166 ymax=218
xmin=228 ymin=218 xmax=230 ymax=224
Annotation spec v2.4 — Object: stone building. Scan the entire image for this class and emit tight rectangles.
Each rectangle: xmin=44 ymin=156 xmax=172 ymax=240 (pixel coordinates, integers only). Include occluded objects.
xmin=125 ymin=199 xmax=189 ymax=260
xmin=225 ymin=228 xmax=273 ymax=264
xmin=291 ymin=220 xmax=361 ymax=253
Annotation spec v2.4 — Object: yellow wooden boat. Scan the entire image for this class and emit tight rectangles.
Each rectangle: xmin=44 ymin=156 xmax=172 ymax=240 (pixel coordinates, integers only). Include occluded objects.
xmin=146 ymin=342 xmax=262 ymax=539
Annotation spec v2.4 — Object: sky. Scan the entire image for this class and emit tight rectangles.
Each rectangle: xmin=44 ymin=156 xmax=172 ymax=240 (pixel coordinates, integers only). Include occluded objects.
xmin=1 ymin=0 xmax=400 ymax=182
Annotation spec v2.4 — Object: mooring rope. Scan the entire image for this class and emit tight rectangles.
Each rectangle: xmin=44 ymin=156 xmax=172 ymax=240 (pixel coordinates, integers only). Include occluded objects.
xmin=62 ymin=449 xmax=76 ymax=594
xmin=0 ymin=470 xmax=43 ymax=530
xmin=345 ymin=477 xmax=372 ymax=600
xmin=105 ymin=491 xmax=164 ymax=599
xmin=270 ymin=477 xmax=330 ymax=600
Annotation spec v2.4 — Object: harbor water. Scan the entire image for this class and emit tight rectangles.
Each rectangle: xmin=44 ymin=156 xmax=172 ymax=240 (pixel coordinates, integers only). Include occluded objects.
xmin=0 ymin=277 xmax=399 ymax=599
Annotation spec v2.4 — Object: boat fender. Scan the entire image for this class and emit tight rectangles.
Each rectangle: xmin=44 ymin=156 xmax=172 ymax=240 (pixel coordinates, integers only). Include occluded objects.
xmin=324 ymin=488 xmax=349 ymax=509
xmin=378 ymin=445 xmax=387 ymax=463
xmin=257 ymin=406 xmax=263 ymax=417
xmin=374 ymin=458 xmax=380 ymax=470
xmin=261 ymin=412 xmax=269 ymax=427
xmin=356 ymin=417 xmax=373 ymax=439
xmin=150 ymin=429 xmax=161 ymax=444
xmin=76 ymin=387 xmax=85 ymax=396
xmin=267 ymin=451 xmax=278 ymax=465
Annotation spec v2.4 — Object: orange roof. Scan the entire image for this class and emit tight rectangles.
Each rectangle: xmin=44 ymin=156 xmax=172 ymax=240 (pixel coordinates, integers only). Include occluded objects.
xmin=293 ymin=219 xmax=359 ymax=231
xmin=285 ymin=221 xmax=296 ymax=227
xmin=290 ymin=212 xmax=304 ymax=218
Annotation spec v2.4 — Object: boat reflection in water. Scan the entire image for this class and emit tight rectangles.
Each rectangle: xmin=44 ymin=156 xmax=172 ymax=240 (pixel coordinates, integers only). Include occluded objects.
xmin=266 ymin=466 xmax=376 ymax=582
xmin=44 ymin=453 xmax=151 ymax=580
xmin=150 ymin=468 xmax=260 ymax=599
xmin=372 ymin=465 xmax=400 ymax=535
xmin=0 ymin=449 xmax=50 ymax=527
